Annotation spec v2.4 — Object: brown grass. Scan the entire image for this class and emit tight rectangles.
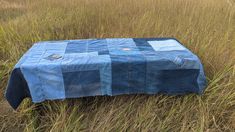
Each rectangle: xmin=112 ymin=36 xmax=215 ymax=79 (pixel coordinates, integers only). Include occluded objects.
xmin=0 ymin=0 xmax=235 ymax=131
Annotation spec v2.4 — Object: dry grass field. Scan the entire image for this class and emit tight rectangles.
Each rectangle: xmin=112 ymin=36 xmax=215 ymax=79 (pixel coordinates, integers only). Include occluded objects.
xmin=0 ymin=0 xmax=235 ymax=131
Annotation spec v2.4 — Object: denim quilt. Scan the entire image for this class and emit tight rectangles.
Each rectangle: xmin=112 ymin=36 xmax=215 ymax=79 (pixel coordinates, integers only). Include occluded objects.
xmin=5 ymin=38 xmax=207 ymax=109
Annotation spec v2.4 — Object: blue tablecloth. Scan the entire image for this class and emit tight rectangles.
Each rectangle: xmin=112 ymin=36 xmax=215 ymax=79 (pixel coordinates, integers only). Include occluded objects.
xmin=5 ymin=38 xmax=207 ymax=109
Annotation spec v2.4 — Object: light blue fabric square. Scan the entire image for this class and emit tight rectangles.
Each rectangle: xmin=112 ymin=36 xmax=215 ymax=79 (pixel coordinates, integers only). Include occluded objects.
xmin=148 ymin=39 xmax=186 ymax=51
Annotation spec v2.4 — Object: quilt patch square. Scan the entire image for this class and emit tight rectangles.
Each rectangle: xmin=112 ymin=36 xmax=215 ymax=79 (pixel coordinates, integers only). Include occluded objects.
xmin=148 ymin=39 xmax=186 ymax=51
xmin=63 ymin=70 xmax=101 ymax=97
xmin=66 ymin=41 xmax=87 ymax=53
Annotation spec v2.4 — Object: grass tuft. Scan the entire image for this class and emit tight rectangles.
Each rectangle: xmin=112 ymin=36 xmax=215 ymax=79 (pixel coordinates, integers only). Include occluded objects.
xmin=0 ymin=0 xmax=234 ymax=131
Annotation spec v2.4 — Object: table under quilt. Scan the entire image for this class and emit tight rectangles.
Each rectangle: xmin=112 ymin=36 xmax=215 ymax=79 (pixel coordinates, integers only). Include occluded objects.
xmin=5 ymin=38 xmax=207 ymax=109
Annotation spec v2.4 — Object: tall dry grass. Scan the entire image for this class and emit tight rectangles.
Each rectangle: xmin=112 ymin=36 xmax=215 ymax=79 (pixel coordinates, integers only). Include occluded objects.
xmin=0 ymin=0 xmax=235 ymax=131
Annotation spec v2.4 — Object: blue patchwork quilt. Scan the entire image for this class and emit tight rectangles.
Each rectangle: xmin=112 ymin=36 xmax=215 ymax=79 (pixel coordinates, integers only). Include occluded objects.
xmin=5 ymin=38 xmax=207 ymax=109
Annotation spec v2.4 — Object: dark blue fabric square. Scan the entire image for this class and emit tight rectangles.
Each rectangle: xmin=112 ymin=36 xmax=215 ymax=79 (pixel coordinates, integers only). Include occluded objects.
xmin=63 ymin=70 xmax=101 ymax=97
xmin=147 ymin=69 xmax=199 ymax=94
xmin=110 ymin=54 xmax=146 ymax=95
xmin=133 ymin=38 xmax=155 ymax=52
xmin=128 ymin=55 xmax=146 ymax=93
xmin=5 ymin=68 xmax=31 ymax=109
xmin=110 ymin=55 xmax=129 ymax=94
